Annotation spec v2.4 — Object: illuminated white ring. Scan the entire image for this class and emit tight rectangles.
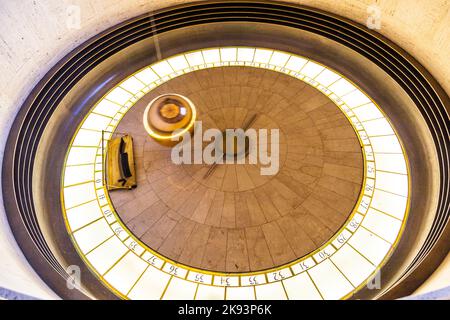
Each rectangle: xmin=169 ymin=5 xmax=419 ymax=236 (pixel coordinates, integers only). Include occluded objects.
xmin=62 ymin=47 xmax=410 ymax=300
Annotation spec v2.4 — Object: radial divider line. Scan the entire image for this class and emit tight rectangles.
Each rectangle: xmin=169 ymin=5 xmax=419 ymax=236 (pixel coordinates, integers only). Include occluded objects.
xmin=346 ymin=241 xmax=377 ymax=267
xmin=84 ymin=234 xmax=115 ymax=256
xmin=360 ymin=116 xmax=386 ymax=123
xmin=91 ymin=111 xmax=114 ymax=119
xmin=193 ymin=283 xmax=200 ymax=300
xmin=305 ymin=270 xmax=324 ymax=300
xmin=365 ymin=133 xmax=402 ymax=138
xmin=63 ymin=180 xmax=95 ymax=189
xmin=70 ymin=145 xmax=99 ymax=149
xmin=126 ymin=264 xmax=150 ymax=297
xmin=369 ymin=206 xmax=403 ymax=221
xmin=359 ymin=224 xmax=392 ymax=245
xmin=280 ymin=280 xmax=289 ymax=300
xmin=103 ymin=98 xmax=126 ymax=108
xmin=78 ymin=127 xmax=104 ymax=133
xmin=102 ymin=249 xmax=130 ymax=277
xmin=65 ymin=162 xmax=96 ymax=167
xmin=118 ymin=86 xmax=136 ymax=97
xmin=65 ymin=198 xmax=97 ymax=211
xmin=328 ymin=258 xmax=355 ymax=290
xmin=374 ymin=187 xmax=407 ymax=198
xmin=70 ymin=216 xmax=104 ymax=234
xmin=160 ymin=275 xmax=173 ymax=300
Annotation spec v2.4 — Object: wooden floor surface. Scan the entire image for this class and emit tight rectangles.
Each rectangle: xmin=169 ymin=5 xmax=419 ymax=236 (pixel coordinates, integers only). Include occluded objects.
xmin=109 ymin=67 xmax=363 ymax=272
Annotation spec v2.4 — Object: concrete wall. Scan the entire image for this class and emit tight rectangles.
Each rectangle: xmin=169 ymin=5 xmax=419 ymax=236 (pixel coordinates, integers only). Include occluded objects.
xmin=0 ymin=0 xmax=448 ymax=298
xmin=414 ymin=253 xmax=450 ymax=295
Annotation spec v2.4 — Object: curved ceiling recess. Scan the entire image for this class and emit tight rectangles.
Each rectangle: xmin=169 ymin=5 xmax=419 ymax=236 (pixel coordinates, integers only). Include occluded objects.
xmin=3 ymin=1 xmax=449 ymax=300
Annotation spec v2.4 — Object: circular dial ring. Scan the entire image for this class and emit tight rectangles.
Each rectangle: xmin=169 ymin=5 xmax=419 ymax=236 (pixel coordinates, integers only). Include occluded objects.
xmin=61 ymin=47 xmax=410 ymax=300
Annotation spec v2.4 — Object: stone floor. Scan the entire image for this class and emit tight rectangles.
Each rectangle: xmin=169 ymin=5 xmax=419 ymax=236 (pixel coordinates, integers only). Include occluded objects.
xmin=109 ymin=66 xmax=363 ymax=272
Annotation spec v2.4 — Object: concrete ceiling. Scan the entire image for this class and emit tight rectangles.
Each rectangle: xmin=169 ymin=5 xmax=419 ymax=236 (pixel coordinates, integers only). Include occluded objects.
xmin=1 ymin=1 xmax=448 ymax=122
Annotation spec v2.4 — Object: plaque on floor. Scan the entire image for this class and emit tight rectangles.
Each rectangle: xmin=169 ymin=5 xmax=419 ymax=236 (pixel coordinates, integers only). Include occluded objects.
xmin=106 ymin=134 xmax=137 ymax=190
